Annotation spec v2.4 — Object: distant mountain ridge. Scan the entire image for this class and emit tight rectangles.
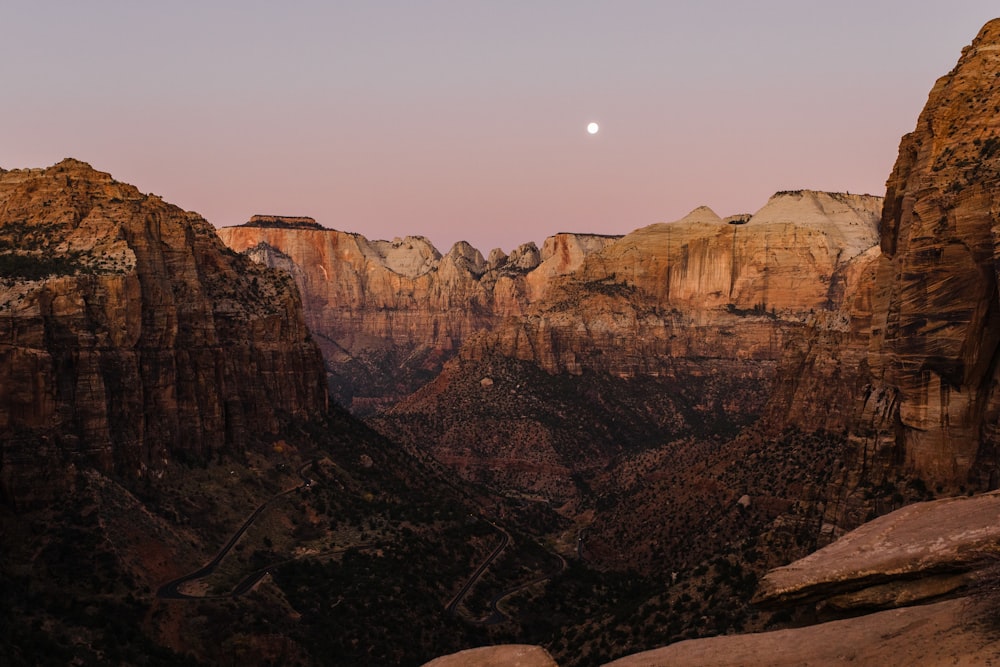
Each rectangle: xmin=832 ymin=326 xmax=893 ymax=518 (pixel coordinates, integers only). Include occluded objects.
xmin=219 ymin=189 xmax=882 ymax=414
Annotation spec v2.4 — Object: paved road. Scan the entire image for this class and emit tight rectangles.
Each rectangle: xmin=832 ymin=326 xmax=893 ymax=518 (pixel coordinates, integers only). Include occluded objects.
xmin=228 ymin=543 xmax=377 ymax=596
xmin=482 ymin=551 xmax=567 ymax=625
xmin=445 ymin=519 xmax=510 ymax=617
xmin=156 ymin=461 xmax=314 ymax=600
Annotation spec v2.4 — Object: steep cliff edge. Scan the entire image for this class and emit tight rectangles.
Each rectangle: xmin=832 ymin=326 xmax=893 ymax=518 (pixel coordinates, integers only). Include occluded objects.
xmin=217 ymin=221 xmax=617 ymax=411
xmin=465 ymin=191 xmax=881 ymax=377
xmin=857 ymin=19 xmax=1000 ymax=485
xmin=219 ymin=192 xmax=880 ymax=416
xmin=0 ymin=159 xmax=327 ymax=504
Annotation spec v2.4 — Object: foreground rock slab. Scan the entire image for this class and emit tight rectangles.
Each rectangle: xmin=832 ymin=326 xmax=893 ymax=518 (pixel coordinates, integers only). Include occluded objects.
xmin=422 ymin=644 xmax=558 ymax=667
xmin=755 ymin=491 xmax=1000 ymax=608
xmin=604 ymin=598 xmax=1000 ymax=666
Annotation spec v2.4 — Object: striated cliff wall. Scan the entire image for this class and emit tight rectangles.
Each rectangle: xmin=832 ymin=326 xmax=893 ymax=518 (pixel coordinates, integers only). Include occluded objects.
xmin=740 ymin=20 xmax=1000 ymax=544
xmin=461 ymin=191 xmax=881 ymax=379
xmin=849 ymin=18 xmax=1000 ymax=486
xmin=0 ymin=160 xmax=327 ymax=505
xmin=218 ymin=221 xmax=618 ymax=410
xmin=220 ymin=192 xmax=881 ymax=412
xmin=360 ymin=192 xmax=882 ymax=502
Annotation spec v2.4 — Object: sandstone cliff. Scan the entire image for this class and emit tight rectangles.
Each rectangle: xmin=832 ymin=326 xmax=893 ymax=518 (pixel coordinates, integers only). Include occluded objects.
xmin=372 ymin=192 xmax=882 ymax=506
xmin=754 ymin=18 xmax=1000 ymax=506
xmin=0 ymin=159 xmax=327 ymax=505
xmin=464 ymin=191 xmax=881 ymax=378
xmin=218 ymin=220 xmax=617 ymax=411
xmin=603 ymin=597 xmax=999 ymax=666
xmin=855 ymin=18 xmax=1000 ymax=485
xmin=219 ymin=192 xmax=881 ymax=414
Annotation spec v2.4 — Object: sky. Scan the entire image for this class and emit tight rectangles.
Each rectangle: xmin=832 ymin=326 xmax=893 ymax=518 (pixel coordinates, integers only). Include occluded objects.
xmin=4 ymin=2 xmax=999 ymax=254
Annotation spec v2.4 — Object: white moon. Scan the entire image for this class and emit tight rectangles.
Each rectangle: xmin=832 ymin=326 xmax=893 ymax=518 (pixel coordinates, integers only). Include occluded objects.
xmin=587 ymin=122 xmax=599 ymax=135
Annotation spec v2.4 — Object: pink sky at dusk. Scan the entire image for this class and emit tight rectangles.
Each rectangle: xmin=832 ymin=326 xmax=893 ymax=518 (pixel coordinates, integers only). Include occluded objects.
xmin=4 ymin=2 xmax=999 ymax=254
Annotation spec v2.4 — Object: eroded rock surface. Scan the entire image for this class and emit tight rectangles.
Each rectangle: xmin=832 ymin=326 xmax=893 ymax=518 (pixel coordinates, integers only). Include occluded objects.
xmin=0 ymin=160 xmax=327 ymax=505
xmin=423 ymin=644 xmax=558 ymax=667
xmin=603 ymin=597 xmax=1000 ymax=667
xmin=218 ymin=191 xmax=880 ymax=416
xmin=217 ymin=221 xmax=617 ymax=410
xmin=860 ymin=18 xmax=1000 ymax=484
xmin=755 ymin=490 xmax=1000 ymax=610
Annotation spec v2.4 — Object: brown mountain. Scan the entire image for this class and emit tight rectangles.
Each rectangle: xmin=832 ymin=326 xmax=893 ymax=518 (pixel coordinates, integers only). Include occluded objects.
xmin=4 ymin=14 xmax=996 ymax=667
xmin=217 ymin=219 xmax=619 ymax=412
xmin=859 ymin=18 xmax=1000 ymax=486
xmin=0 ymin=159 xmax=327 ymax=506
xmin=367 ymin=192 xmax=881 ymax=504
xmin=0 ymin=160 xmax=542 ymax=666
xmin=218 ymin=192 xmax=880 ymax=419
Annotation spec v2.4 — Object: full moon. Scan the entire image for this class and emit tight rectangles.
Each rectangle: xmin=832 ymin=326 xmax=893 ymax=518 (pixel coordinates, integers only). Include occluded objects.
xmin=587 ymin=122 xmax=599 ymax=135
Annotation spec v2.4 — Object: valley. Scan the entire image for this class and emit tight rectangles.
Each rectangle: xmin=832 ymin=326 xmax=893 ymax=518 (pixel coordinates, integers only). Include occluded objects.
xmin=3 ymin=15 xmax=1000 ymax=667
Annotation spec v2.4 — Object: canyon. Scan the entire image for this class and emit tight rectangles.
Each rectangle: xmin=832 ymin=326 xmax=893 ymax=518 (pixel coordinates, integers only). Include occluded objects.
xmin=2 ymin=15 xmax=1000 ymax=667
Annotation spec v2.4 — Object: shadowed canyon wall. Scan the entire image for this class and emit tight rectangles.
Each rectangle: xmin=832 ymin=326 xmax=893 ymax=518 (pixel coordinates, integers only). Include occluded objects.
xmin=0 ymin=160 xmax=327 ymax=505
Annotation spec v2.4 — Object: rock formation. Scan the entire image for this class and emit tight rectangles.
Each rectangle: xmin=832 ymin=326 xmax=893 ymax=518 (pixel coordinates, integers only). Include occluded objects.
xmin=755 ymin=490 xmax=1000 ymax=611
xmin=603 ymin=598 xmax=1000 ymax=666
xmin=608 ymin=489 xmax=1000 ymax=666
xmin=372 ymin=192 xmax=882 ymax=502
xmin=856 ymin=18 xmax=1000 ymax=485
xmin=219 ymin=191 xmax=881 ymax=420
xmin=217 ymin=220 xmax=617 ymax=410
xmin=422 ymin=645 xmax=558 ymax=667
xmin=0 ymin=160 xmax=327 ymax=505
xmin=463 ymin=191 xmax=881 ymax=377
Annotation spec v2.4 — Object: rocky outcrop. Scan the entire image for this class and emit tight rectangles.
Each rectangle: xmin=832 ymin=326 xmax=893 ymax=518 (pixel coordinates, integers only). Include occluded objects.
xmin=462 ymin=191 xmax=881 ymax=379
xmin=0 ymin=159 xmax=327 ymax=506
xmin=374 ymin=193 xmax=882 ymax=504
xmin=574 ymin=192 xmax=880 ymax=315
xmin=220 ymin=190 xmax=880 ymax=414
xmin=422 ymin=645 xmax=558 ymax=667
xmin=604 ymin=489 xmax=1000 ymax=666
xmin=603 ymin=597 xmax=1000 ymax=667
xmin=754 ymin=490 xmax=1000 ymax=611
xmin=857 ymin=18 xmax=1000 ymax=485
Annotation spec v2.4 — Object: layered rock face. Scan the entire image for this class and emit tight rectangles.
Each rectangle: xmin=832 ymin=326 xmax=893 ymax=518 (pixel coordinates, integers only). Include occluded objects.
xmin=755 ymin=490 xmax=1000 ymax=611
xmin=852 ymin=18 xmax=1000 ymax=485
xmin=0 ymin=160 xmax=327 ymax=504
xmin=604 ymin=598 xmax=1000 ymax=666
xmin=220 ymin=192 xmax=880 ymax=413
xmin=218 ymin=220 xmax=617 ymax=410
xmin=372 ymin=193 xmax=882 ymax=503
xmin=466 ymin=191 xmax=881 ymax=378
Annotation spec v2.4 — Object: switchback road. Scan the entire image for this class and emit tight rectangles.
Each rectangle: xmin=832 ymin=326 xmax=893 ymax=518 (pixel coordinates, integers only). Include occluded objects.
xmin=157 ymin=462 xmax=315 ymax=600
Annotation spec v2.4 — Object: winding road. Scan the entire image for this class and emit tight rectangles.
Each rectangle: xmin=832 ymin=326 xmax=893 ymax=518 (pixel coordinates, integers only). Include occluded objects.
xmin=158 ymin=461 xmax=570 ymax=623
xmin=156 ymin=461 xmax=315 ymax=600
xmin=445 ymin=519 xmax=510 ymax=616
xmin=446 ymin=517 xmax=568 ymax=625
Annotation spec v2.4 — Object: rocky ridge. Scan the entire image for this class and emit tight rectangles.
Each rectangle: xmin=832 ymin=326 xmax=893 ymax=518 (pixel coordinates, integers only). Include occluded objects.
xmin=219 ymin=191 xmax=880 ymax=413
xmin=218 ymin=221 xmax=619 ymax=410
xmin=462 ymin=190 xmax=881 ymax=377
xmin=373 ymin=191 xmax=882 ymax=503
xmin=0 ymin=159 xmax=327 ymax=505
xmin=754 ymin=490 xmax=1000 ymax=611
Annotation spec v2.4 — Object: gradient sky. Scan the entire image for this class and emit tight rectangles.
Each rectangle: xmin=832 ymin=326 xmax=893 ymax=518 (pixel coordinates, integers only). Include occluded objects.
xmin=4 ymin=2 xmax=998 ymax=254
